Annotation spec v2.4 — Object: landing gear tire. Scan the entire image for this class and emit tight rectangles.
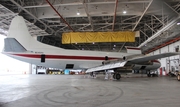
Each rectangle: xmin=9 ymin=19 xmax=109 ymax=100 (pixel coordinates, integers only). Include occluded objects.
xmin=113 ymin=74 xmax=116 ymax=79
xmin=147 ymin=72 xmax=151 ymax=77
xmin=177 ymin=75 xmax=180 ymax=81
xmin=116 ymin=74 xmax=121 ymax=80
xmin=90 ymin=72 xmax=93 ymax=77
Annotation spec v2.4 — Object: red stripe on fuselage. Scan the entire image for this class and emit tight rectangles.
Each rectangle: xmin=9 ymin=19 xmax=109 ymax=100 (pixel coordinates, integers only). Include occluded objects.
xmin=11 ymin=53 xmax=119 ymax=60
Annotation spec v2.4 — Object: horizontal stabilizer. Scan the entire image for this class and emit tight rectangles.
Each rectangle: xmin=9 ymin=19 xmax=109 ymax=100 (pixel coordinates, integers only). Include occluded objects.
xmin=4 ymin=38 xmax=27 ymax=52
xmin=126 ymin=46 xmax=141 ymax=54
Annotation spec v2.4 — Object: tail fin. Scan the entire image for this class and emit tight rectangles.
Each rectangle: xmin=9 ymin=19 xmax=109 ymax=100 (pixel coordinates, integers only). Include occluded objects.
xmin=7 ymin=16 xmax=32 ymax=50
xmin=125 ymin=46 xmax=142 ymax=54
xmin=5 ymin=16 xmax=59 ymax=52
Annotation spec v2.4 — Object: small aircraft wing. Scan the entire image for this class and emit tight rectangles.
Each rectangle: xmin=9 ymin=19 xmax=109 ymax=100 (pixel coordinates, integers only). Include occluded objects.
xmin=86 ymin=52 xmax=180 ymax=73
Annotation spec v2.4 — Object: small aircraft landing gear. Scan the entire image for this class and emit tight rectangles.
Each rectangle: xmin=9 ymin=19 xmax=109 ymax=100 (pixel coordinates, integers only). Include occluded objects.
xmin=147 ymin=71 xmax=151 ymax=77
xmin=90 ymin=72 xmax=96 ymax=78
xmin=177 ymin=72 xmax=180 ymax=81
xmin=113 ymin=73 xmax=121 ymax=80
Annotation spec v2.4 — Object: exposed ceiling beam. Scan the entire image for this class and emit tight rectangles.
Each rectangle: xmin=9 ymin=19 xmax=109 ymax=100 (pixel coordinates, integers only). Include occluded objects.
xmin=132 ymin=0 xmax=153 ymax=31
xmin=23 ymin=2 xmax=83 ymax=8
xmin=140 ymin=30 xmax=149 ymax=38
xmin=0 ymin=13 xmax=16 ymax=17
xmin=94 ymin=24 xmax=112 ymax=31
xmin=46 ymin=0 xmax=74 ymax=32
xmin=152 ymin=15 xmax=164 ymax=25
xmin=112 ymin=0 xmax=118 ymax=31
xmin=10 ymin=0 xmax=55 ymax=34
xmin=88 ymin=0 xmax=151 ymax=5
xmin=122 ymin=15 xmax=139 ymax=22
xmin=78 ymin=24 xmax=90 ymax=30
xmin=48 ymin=22 xmax=136 ymax=27
xmin=138 ymin=16 xmax=180 ymax=48
xmin=164 ymin=2 xmax=180 ymax=15
xmin=23 ymin=0 xmax=151 ymax=9
xmin=119 ymin=42 xmax=126 ymax=52
xmin=83 ymin=0 xmax=93 ymax=30
xmin=145 ymin=23 xmax=156 ymax=33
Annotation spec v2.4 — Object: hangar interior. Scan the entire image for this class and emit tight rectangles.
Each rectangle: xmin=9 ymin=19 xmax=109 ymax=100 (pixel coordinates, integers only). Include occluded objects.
xmin=0 ymin=0 xmax=180 ymax=74
xmin=1 ymin=1 xmax=180 ymax=107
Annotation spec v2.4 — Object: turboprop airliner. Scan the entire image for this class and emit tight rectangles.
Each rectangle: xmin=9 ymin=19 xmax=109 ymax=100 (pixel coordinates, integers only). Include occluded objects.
xmin=2 ymin=16 xmax=179 ymax=80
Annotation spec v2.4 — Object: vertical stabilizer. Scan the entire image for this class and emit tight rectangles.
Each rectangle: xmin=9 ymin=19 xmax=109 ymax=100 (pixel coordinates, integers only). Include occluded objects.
xmin=6 ymin=16 xmax=64 ymax=52
xmin=125 ymin=46 xmax=142 ymax=54
xmin=7 ymin=16 xmax=32 ymax=50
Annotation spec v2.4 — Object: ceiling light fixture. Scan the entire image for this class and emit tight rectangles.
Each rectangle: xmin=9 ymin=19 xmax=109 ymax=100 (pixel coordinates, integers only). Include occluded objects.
xmin=123 ymin=10 xmax=127 ymax=14
xmin=77 ymin=10 xmax=80 ymax=15
xmin=77 ymin=12 xmax=80 ymax=15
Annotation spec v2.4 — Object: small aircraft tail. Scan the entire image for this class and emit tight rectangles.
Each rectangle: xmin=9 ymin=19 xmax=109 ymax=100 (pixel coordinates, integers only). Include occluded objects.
xmin=7 ymin=16 xmax=32 ymax=51
xmin=125 ymin=46 xmax=142 ymax=54
xmin=4 ymin=16 xmax=59 ymax=52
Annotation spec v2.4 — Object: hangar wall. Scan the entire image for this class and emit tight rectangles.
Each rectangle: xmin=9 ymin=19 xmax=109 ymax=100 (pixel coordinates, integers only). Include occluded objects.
xmin=150 ymin=40 xmax=180 ymax=75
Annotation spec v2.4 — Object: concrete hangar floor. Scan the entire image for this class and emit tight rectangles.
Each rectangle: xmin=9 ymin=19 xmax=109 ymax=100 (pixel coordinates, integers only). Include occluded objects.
xmin=0 ymin=74 xmax=180 ymax=107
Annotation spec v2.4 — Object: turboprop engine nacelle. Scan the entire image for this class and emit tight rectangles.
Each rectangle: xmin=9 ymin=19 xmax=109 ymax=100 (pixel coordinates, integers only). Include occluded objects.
xmin=123 ymin=54 xmax=143 ymax=61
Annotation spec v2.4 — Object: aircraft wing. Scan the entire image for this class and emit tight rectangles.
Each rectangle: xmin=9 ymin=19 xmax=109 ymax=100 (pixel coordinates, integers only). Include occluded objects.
xmin=128 ymin=52 xmax=179 ymax=63
xmin=86 ymin=61 xmax=127 ymax=73
xmin=86 ymin=52 xmax=179 ymax=73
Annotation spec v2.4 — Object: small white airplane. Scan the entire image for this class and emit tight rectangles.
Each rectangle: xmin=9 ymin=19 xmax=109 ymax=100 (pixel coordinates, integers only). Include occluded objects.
xmin=2 ymin=16 xmax=179 ymax=80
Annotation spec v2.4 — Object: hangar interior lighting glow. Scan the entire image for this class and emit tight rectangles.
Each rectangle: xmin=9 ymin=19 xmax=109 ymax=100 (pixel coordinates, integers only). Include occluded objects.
xmin=123 ymin=10 xmax=127 ymax=14
xmin=77 ymin=10 xmax=80 ymax=15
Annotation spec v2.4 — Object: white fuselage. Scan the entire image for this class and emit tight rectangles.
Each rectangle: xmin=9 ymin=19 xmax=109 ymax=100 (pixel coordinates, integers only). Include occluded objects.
xmin=4 ymin=48 xmax=133 ymax=69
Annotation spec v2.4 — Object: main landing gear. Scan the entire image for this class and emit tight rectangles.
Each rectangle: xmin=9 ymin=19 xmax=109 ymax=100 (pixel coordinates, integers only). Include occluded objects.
xmin=90 ymin=72 xmax=96 ymax=78
xmin=113 ymin=72 xmax=121 ymax=80
xmin=147 ymin=71 xmax=158 ymax=77
xmin=147 ymin=71 xmax=151 ymax=77
xmin=177 ymin=73 xmax=180 ymax=81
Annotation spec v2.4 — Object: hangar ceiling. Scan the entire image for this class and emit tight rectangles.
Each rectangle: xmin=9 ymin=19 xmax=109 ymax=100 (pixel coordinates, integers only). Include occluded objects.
xmin=0 ymin=0 xmax=180 ymax=53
